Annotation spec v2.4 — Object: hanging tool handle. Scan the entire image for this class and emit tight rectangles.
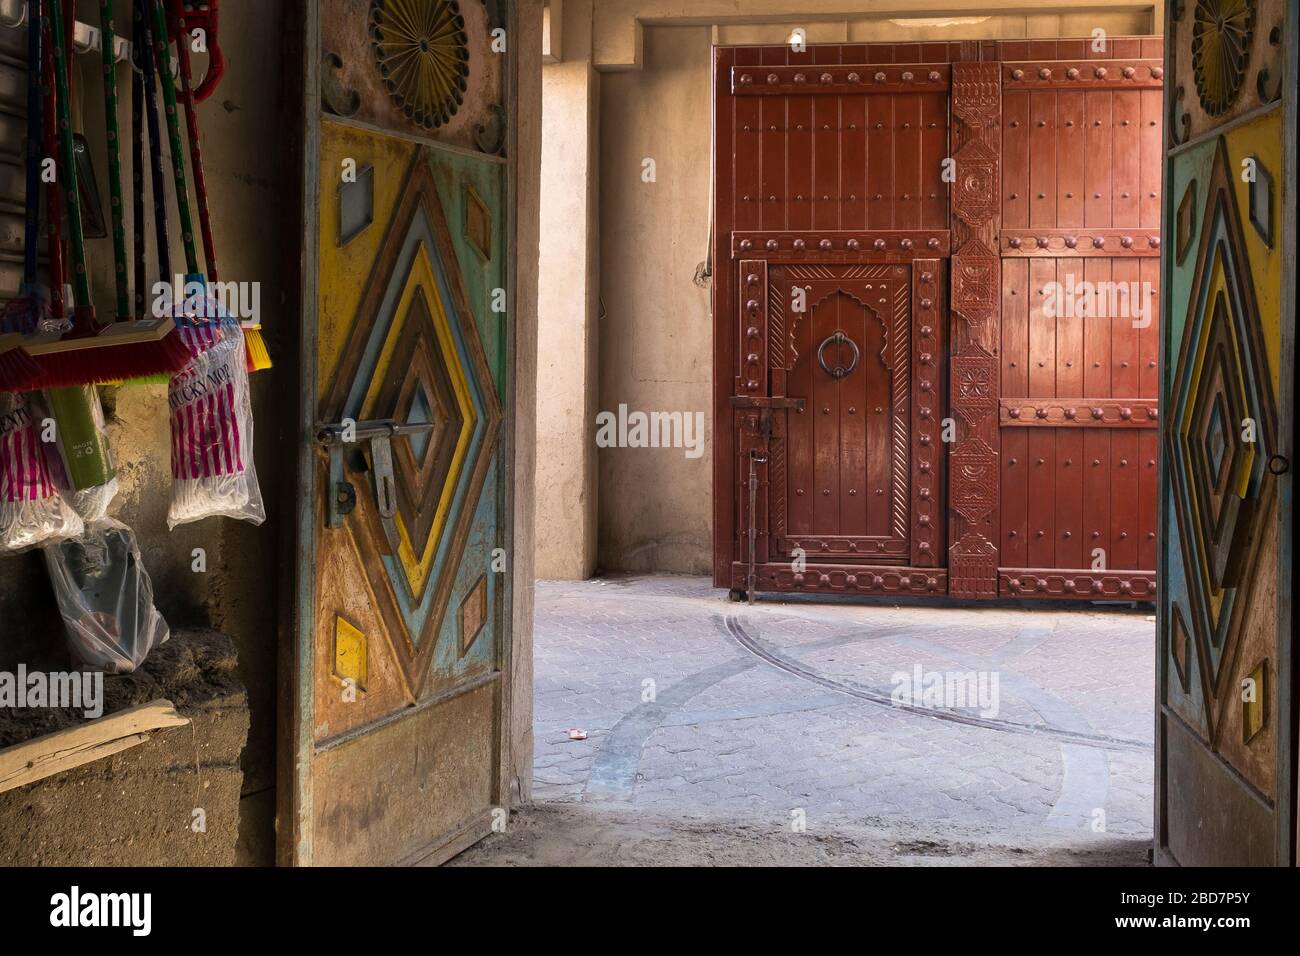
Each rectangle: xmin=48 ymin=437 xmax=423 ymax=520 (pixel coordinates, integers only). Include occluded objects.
xmin=150 ymin=0 xmax=200 ymax=278
xmin=45 ymin=0 xmax=97 ymax=327
xmin=167 ymin=0 xmax=218 ymax=282
xmin=170 ymin=0 xmax=225 ymax=103
xmin=40 ymin=5 xmax=66 ymax=321
xmin=131 ymin=8 xmax=146 ymax=319
xmin=135 ymin=0 xmax=171 ymax=286
xmin=19 ymin=0 xmax=44 ymax=291
xmin=98 ymin=0 xmax=131 ymax=320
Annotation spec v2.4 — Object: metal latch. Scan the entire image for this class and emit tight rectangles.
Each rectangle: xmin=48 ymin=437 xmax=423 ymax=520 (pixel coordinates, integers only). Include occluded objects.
xmin=314 ymin=419 xmax=435 ymax=548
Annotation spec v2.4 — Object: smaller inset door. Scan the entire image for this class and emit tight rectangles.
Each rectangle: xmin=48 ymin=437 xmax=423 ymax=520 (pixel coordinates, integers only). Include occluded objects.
xmin=771 ymin=264 xmax=913 ymax=564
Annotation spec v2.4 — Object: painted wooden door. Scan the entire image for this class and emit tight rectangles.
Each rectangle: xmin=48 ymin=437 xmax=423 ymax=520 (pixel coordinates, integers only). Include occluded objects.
xmin=1156 ymin=0 xmax=1295 ymax=866
xmin=713 ymin=43 xmax=954 ymax=598
xmin=995 ymin=38 xmax=1164 ymax=600
xmin=290 ymin=0 xmax=514 ymax=867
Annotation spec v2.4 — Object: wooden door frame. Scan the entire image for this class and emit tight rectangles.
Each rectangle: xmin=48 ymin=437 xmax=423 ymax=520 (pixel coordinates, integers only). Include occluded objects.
xmin=280 ymin=0 xmax=528 ymax=867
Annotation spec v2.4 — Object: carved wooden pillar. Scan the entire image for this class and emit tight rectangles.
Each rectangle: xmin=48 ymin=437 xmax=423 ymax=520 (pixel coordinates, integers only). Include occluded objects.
xmin=947 ymin=55 xmax=1002 ymax=598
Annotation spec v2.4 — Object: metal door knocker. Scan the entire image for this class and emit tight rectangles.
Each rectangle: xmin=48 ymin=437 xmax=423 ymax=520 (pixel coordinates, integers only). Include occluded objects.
xmin=816 ymin=330 xmax=860 ymax=379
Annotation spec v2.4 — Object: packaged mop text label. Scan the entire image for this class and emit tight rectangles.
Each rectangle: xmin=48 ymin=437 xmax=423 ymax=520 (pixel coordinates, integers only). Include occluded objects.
xmin=169 ymin=364 xmax=235 ymax=411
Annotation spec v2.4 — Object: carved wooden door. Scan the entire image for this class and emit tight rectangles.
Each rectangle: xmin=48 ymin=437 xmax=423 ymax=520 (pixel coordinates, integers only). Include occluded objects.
xmin=290 ymin=0 xmax=514 ymax=867
xmin=994 ymin=38 xmax=1164 ymax=600
xmin=715 ymin=38 xmax=1170 ymax=606
xmin=1156 ymin=0 xmax=1295 ymax=866
xmin=713 ymin=43 xmax=954 ymax=599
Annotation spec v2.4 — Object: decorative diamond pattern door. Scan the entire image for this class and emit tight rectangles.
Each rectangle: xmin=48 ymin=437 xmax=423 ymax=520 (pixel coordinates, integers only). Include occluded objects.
xmin=1156 ymin=0 xmax=1295 ymax=866
xmin=290 ymin=0 xmax=513 ymax=867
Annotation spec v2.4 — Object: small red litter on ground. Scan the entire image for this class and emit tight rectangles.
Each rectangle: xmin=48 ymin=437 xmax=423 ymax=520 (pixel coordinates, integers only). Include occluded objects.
xmin=566 ymin=728 xmax=588 ymax=741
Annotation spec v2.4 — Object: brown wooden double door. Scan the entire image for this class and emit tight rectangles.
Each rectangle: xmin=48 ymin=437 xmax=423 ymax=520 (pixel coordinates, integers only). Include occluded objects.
xmin=713 ymin=38 xmax=1162 ymax=602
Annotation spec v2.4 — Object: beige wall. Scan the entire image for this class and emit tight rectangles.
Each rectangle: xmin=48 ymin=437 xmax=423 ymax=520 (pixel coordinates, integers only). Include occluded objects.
xmin=598 ymin=25 xmax=715 ymax=574
xmin=536 ymin=0 xmax=601 ymax=579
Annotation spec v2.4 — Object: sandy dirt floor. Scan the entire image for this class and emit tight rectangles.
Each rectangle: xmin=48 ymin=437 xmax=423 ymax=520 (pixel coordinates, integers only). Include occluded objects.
xmin=452 ymin=803 xmax=1150 ymax=867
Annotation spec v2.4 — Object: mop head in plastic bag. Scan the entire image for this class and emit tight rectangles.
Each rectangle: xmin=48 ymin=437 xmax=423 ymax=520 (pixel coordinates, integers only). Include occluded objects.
xmin=43 ymin=518 xmax=170 ymax=674
xmin=0 ymin=392 xmax=84 ymax=552
xmin=167 ymin=306 xmax=265 ymax=529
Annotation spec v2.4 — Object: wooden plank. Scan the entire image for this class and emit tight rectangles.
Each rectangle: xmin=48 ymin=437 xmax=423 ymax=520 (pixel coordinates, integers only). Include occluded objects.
xmin=0 ymin=700 xmax=189 ymax=795
xmin=1029 ymin=91 xmax=1057 ymax=229
xmin=1002 ymin=91 xmax=1029 ymax=229
xmin=893 ymin=94 xmax=923 ymax=230
xmin=1084 ymin=91 xmax=1113 ymax=228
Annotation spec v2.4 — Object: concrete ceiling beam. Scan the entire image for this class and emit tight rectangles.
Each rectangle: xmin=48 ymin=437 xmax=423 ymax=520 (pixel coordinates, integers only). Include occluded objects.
xmin=591 ymin=0 xmax=1161 ymax=70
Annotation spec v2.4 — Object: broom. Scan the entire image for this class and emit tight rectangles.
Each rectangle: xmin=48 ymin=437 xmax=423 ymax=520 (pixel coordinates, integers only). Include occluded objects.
xmin=0 ymin=1 xmax=51 ymax=391
xmin=0 ymin=0 xmax=191 ymax=390
xmin=167 ymin=0 xmax=269 ymax=372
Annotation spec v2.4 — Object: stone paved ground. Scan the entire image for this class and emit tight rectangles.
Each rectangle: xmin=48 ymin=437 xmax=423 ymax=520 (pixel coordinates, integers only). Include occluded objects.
xmin=455 ymin=575 xmax=1155 ymax=866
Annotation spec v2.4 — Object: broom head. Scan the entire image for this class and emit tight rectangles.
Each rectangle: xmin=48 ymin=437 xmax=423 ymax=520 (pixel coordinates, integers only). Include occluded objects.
xmin=243 ymin=325 xmax=271 ymax=372
xmin=0 ymin=342 xmax=46 ymax=392
xmin=6 ymin=317 xmax=194 ymax=388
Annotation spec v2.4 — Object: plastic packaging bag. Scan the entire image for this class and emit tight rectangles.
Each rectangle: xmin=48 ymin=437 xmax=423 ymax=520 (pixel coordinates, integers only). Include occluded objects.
xmin=43 ymin=519 xmax=169 ymax=674
xmin=167 ymin=299 xmax=265 ymax=529
xmin=30 ymin=385 xmax=119 ymax=522
xmin=0 ymin=391 xmax=84 ymax=552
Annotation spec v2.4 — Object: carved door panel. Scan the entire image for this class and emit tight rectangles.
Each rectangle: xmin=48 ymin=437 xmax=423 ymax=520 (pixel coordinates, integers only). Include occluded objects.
xmin=994 ymin=38 xmax=1164 ymax=600
xmin=290 ymin=0 xmax=513 ymax=867
xmin=713 ymin=42 xmax=952 ymax=598
xmin=1156 ymin=0 xmax=1295 ymax=867
xmin=771 ymin=265 xmax=913 ymax=565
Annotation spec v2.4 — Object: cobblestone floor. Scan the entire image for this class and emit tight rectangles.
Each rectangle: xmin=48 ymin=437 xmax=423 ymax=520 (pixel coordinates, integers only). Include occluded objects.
xmin=457 ymin=574 xmax=1155 ymax=866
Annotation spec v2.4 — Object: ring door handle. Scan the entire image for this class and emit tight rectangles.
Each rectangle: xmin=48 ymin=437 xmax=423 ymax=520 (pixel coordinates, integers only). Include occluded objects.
xmin=816 ymin=331 xmax=860 ymax=380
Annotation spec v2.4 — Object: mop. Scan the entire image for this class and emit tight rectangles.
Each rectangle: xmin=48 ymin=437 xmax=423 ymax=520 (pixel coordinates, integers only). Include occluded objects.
xmin=0 ymin=390 xmax=83 ymax=553
xmin=0 ymin=0 xmax=192 ymax=391
xmin=166 ymin=0 xmax=270 ymax=372
xmin=148 ymin=1 xmax=264 ymax=528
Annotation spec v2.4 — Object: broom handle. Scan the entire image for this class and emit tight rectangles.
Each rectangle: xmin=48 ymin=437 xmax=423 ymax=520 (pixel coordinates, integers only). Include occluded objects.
xmin=136 ymin=0 xmax=171 ymax=285
xmin=98 ymin=0 xmax=131 ymax=320
xmin=150 ymin=0 xmax=200 ymax=278
xmin=45 ymin=0 xmax=91 ymax=312
xmin=131 ymin=12 xmax=146 ymax=319
xmin=20 ymin=0 xmax=44 ymax=289
xmin=40 ymin=9 xmax=65 ymax=320
xmin=169 ymin=2 xmax=218 ymax=282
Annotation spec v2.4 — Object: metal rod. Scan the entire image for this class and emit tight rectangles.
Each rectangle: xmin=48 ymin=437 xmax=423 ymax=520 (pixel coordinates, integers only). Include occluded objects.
xmin=315 ymin=420 xmax=438 ymax=445
xmin=747 ymin=449 xmax=767 ymax=605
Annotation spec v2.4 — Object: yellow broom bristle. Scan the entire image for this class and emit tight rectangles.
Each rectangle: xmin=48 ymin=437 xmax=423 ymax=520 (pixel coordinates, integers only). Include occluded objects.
xmin=243 ymin=327 xmax=272 ymax=372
